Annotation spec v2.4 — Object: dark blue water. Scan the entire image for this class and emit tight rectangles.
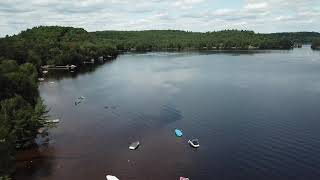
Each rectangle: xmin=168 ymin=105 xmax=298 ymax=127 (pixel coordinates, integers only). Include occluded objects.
xmin=15 ymin=46 xmax=320 ymax=180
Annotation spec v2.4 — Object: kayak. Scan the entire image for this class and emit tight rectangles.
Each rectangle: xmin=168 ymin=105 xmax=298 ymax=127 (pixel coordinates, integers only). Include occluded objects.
xmin=188 ymin=139 xmax=200 ymax=148
xmin=175 ymin=129 xmax=183 ymax=137
xmin=106 ymin=175 xmax=119 ymax=180
xmin=129 ymin=141 xmax=140 ymax=150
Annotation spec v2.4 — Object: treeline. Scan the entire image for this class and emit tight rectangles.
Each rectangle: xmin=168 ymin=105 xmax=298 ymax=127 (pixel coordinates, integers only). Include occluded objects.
xmin=2 ymin=27 xmax=320 ymax=68
xmin=94 ymin=30 xmax=294 ymax=51
xmin=268 ymin=32 xmax=320 ymax=44
xmin=0 ymin=26 xmax=118 ymax=67
xmin=0 ymin=60 xmax=48 ymax=178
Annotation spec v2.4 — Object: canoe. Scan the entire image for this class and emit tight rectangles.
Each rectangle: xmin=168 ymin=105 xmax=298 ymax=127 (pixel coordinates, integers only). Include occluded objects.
xmin=129 ymin=141 xmax=140 ymax=150
xmin=175 ymin=129 xmax=183 ymax=137
xmin=106 ymin=175 xmax=119 ymax=180
xmin=188 ymin=139 xmax=200 ymax=148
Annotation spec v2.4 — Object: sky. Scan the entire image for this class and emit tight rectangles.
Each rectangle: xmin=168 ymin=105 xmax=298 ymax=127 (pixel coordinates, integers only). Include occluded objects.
xmin=0 ymin=0 xmax=320 ymax=37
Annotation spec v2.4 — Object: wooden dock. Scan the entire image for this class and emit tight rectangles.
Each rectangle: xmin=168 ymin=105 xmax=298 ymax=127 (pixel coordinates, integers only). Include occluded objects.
xmin=41 ymin=65 xmax=77 ymax=70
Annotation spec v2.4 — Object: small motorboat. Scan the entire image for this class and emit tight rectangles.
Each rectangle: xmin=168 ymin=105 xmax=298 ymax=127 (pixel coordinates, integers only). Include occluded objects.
xmin=78 ymin=96 xmax=85 ymax=100
xmin=45 ymin=119 xmax=60 ymax=123
xmin=129 ymin=141 xmax=140 ymax=150
xmin=175 ymin=129 xmax=183 ymax=137
xmin=188 ymin=139 xmax=200 ymax=148
xmin=106 ymin=175 xmax=119 ymax=180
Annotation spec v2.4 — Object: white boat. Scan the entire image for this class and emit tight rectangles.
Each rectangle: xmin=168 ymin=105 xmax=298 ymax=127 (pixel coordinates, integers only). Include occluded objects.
xmin=106 ymin=175 xmax=119 ymax=180
xmin=70 ymin=65 xmax=77 ymax=69
xmin=42 ymin=70 xmax=48 ymax=74
xmin=38 ymin=78 xmax=45 ymax=81
xmin=180 ymin=177 xmax=190 ymax=180
xmin=188 ymin=139 xmax=200 ymax=148
xmin=45 ymin=119 xmax=60 ymax=123
xmin=129 ymin=141 xmax=140 ymax=150
xmin=78 ymin=96 xmax=85 ymax=100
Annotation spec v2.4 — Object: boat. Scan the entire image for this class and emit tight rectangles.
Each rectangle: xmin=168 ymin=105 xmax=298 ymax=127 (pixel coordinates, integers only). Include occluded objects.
xmin=188 ymin=139 xmax=200 ymax=148
xmin=180 ymin=177 xmax=189 ymax=180
xmin=75 ymin=96 xmax=85 ymax=105
xmin=175 ymin=129 xmax=183 ymax=137
xmin=70 ymin=65 xmax=77 ymax=69
xmin=106 ymin=175 xmax=119 ymax=180
xmin=38 ymin=78 xmax=45 ymax=81
xmin=78 ymin=96 xmax=85 ymax=100
xmin=45 ymin=119 xmax=60 ymax=123
xmin=129 ymin=141 xmax=140 ymax=150
xmin=42 ymin=70 xmax=48 ymax=74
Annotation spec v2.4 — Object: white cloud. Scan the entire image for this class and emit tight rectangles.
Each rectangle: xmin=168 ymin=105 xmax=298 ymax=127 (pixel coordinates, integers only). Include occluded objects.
xmin=244 ymin=2 xmax=268 ymax=10
xmin=0 ymin=0 xmax=319 ymax=36
xmin=173 ymin=0 xmax=205 ymax=9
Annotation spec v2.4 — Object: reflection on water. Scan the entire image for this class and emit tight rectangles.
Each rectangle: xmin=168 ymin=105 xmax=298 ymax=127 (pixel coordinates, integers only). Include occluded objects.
xmin=15 ymin=46 xmax=320 ymax=180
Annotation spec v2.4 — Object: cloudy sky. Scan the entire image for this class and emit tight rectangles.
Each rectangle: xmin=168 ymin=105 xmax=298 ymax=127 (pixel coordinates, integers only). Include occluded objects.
xmin=0 ymin=0 xmax=319 ymax=37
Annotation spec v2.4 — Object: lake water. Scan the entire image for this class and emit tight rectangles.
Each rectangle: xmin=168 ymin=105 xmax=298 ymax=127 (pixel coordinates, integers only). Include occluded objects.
xmin=15 ymin=46 xmax=320 ymax=180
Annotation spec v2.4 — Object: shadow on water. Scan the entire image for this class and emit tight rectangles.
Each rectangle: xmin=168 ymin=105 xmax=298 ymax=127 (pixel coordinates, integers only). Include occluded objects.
xmin=106 ymin=103 xmax=183 ymax=141
xmin=14 ymin=145 xmax=55 ymax=179
xmin=157 ymin=104 xmax=183 ymax=124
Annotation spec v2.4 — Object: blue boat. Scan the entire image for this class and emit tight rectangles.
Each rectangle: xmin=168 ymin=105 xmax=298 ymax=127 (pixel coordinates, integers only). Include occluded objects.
xmin=175 ymin=129 xmax=183 ymax=137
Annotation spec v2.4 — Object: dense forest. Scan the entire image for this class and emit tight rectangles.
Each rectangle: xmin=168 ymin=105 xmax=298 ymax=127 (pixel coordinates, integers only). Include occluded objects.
xmin=268 ymin=32 xmax=320 ymax=44
xmin=0 ymin=27 xmax=118 ymax=67
xmin=0 ymin=60 xmax=48 ymax=178
xmin=1 ymin=27 xmax=320 ymax=68
xmin=94 ymin=30 xmax=294 ymax=51
xmin=1 ymin=26 xmax=320 ymax=179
